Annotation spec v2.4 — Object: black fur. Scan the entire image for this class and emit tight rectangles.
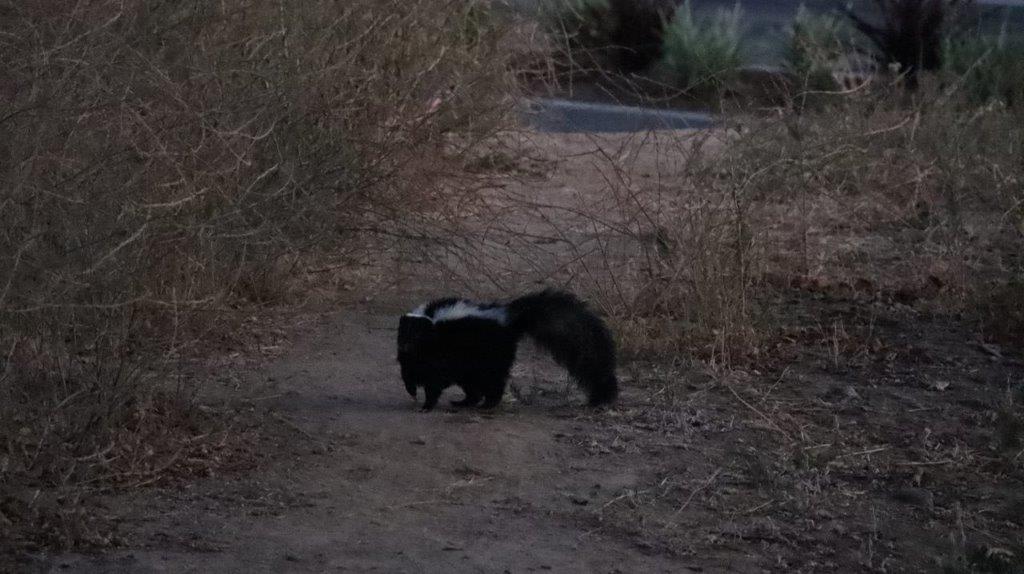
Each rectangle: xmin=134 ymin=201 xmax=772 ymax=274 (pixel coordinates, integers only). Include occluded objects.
xmin=396 ymin=289 xmax=619 ymax=411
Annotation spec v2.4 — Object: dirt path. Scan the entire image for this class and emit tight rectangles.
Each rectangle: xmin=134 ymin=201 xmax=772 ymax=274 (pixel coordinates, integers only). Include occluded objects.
xmin=28 ymin=130 xmax=1024 ymax=573
xmin=38 ymin=307 xmax=724 ymax=574
xmin=35 ymin=302 xmax=1024 ymax=574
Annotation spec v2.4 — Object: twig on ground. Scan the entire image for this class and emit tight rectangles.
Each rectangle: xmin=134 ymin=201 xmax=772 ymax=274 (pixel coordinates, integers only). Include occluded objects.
xmin=665 ymin=468 xmax=722 ymax=528
xmin=896 ymin=460 xmax=955 ymax=467
xmin=837 ymin=446 xmax=890 ymax=459
xmin=728 ymin=385 xmax=792 ymax=441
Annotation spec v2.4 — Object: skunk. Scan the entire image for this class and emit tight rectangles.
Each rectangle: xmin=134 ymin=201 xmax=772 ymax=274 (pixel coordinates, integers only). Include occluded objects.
xmin=396 ymin=289 xmax=618 ymax=411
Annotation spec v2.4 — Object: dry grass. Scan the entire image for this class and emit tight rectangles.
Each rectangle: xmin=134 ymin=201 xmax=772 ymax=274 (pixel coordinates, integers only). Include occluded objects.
xmin=447 ymin=73 xmax=1022 ymax=367
xmin=513 ymin=96 xmax=1024 ymax=566
xmin=0 ymin=0 xmax=515 ymax=552
xmin=639 ymin=89 xmax=1020 ymax=361
xmin=437 ymin=79 xmax=1024 ymax=570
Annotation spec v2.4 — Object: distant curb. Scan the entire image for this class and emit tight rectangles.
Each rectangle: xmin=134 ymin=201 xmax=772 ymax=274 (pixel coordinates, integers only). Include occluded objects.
xmin=522 ymin=97 xmax=717 ymax=133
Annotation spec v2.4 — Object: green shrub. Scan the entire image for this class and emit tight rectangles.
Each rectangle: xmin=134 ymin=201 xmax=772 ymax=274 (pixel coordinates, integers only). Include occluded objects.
xmin=661 ymin=1 xmax=745 ymax=92
xmin=786 ymin=5 xmax=854 ymax=90
xmin=944 ymin=34 xmax=1024 ymax=107
xmin=606 ymin=0 xmax=681 ymax=72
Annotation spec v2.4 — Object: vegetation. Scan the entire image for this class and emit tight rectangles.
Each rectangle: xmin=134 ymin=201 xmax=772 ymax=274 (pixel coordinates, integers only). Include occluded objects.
xmin=541 ymin=0 xmax=680 ymax=73
xmin=541 ymin=0 xmax=1018 ymax=104
xmin=785 ymin=5 xmax=857 ymax=91
xmin=944 ymin=33 xmax=1024 ymax=107
xmin=605 ymin=0 xmax=681 ymax=72
xmin=661 ymin=1 xmax=745 ymax=93
xmin=603 ymin=91 xmax=1024 ymax=362
xmin=0 ymin=0 xmax=513 ymax=550
xmin=841 ymin=0 xmax=968 ymax=87
xmin=541 ymin=0 xmax=615 ymax=61
xmin=450 ymin=75 xmax=1024 ymax=569
xmin=4 ymin=0 xmax=1023 ymax=567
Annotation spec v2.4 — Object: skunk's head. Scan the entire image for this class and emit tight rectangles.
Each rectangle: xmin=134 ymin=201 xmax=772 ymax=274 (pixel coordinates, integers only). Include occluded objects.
xmin=398 ymin=314 xmax=433 ymax=355
xmin=397 ymin=313 xmax=433 ymax=397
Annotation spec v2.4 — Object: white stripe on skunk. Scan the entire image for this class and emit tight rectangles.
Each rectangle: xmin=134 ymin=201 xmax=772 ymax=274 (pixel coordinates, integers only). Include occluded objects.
xmin=433 ymin=301 xmax=508 ymax=325
xmin=404 ymin=304 xmax=430 ymax=320
xmin=404 ymin=300 xmax=508 ymax=325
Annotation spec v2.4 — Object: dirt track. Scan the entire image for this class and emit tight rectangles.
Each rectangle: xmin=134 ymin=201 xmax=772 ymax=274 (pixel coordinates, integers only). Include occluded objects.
xmin=39 ymin=303 xmax=1024 ymax=573
xmin=38 ymin=308 xmax=722 ymax=574
xmin=28 ymin=131 xmax=1024 ymax=573
xmin=30 ymin=132 xmax=729 ymax=574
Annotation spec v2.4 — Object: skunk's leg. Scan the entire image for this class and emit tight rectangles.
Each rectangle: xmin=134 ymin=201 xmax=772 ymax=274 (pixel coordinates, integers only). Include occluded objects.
xmin=479 ymin=374 xmax=509 ymax=409
xmin=421 ymin=383 xmax=443 ymax=412
xmin=480 ymin=393 xmax=503 ymax=409
xmin=451 ymin=388 xmax=483 ymax=407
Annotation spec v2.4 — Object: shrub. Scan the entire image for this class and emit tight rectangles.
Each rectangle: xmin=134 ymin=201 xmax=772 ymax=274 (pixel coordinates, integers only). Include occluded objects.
xmin=944 ymin=33 xmax=1024 ymax=107
xmin=786 ymin=5 xmax=856 ymax=90
xmin=617 ymin=87 xmax=1020 ymax=360
xmin=661 ymin=1 xmax=745 ymax=93
xmin=543 ymin=0 xmax=615 ymax=56
xmin=542 ymin=0 xmax=680 ymax=73
xmin=842 ymin=0 xmax=969 ymax=88
xmin=608 ymin=0 xmax=681 ymax=73
xmin=0 ymin=0 xmax=512 ymax=550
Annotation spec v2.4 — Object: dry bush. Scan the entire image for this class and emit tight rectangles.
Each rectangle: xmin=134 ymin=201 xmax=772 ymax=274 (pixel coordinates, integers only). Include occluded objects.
xmin=0 ymin=0 xmax=513 ymax=551
xmin=755 ymin=93 xmax=1021 ymax=287
xmin=436 ymin=130 xmax=766 ymax=366
xmin=458 ymin=83 xmax=1022 ymax=367
xmin=578 ymin=132 xmax=768 ymax=366
xmin=639 ymin=89 xmax=1023 ymax=358
xmin=714 ymin=88 xmax=1023 ymax=346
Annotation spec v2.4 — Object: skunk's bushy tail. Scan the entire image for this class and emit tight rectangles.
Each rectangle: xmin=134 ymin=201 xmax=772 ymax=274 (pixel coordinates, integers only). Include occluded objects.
xmin=507 ymin=290 xmax=618 ymax=406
